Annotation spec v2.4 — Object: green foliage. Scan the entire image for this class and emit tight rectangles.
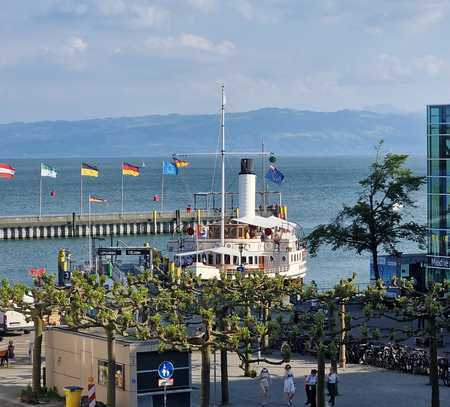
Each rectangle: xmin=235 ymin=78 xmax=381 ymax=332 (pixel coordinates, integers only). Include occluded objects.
xmin=304 ymin=142 xmax=426 ymax=280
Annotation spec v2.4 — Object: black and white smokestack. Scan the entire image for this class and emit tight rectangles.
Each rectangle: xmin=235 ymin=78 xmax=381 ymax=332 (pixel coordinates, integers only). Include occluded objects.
xmin=239 ymin=158 xmax=256 ymax=218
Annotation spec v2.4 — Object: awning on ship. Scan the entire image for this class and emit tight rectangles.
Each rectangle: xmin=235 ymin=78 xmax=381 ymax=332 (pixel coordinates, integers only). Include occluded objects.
xmin=175 ymin=246 xmax=253 ymax=258
xmin=232 ymin=215 xmax=297 ymax=230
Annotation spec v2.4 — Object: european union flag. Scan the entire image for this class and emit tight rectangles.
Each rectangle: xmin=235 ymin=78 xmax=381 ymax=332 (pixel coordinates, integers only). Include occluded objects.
xmin=265 ymin=165 xmax=284 ymax=185
xmin=162 ymin=160 xmax=178 ymax=175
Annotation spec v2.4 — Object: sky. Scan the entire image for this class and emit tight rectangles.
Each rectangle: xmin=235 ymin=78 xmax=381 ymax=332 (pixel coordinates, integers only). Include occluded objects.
xmin=1 ymin=0 xmax=450 ymax=122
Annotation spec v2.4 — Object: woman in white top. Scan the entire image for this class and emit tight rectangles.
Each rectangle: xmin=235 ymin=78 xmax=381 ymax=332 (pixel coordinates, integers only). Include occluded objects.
xmin=327 ymin=368 xmax=338 ymax=406
xmin=283 ymin=364 xmax=296 ymax=406
xmin=258 ymin=367 xmax=271 ymax=406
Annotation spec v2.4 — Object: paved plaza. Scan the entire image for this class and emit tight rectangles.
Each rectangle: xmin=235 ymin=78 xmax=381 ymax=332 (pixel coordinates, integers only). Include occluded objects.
xmin=190 ymin=351 xmax=450 ymax=407
xmin=0 ymin=333 xmax=449 ymax=406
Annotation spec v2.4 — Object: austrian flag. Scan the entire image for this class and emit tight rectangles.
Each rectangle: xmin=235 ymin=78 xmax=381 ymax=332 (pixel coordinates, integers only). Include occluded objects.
xmin=0 ymin=163 xmax=16 ymax=178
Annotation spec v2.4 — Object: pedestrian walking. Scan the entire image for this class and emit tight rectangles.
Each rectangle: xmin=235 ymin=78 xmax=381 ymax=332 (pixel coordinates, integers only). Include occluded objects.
xmin=7 ymin=340 xmax=15 ymax=363
xmin=283 ymin=364 xmax=296 ymax=406
xmin=28 ymin=339 xmax=34 ymax=364
xmin=304 ymin=369 xmax=317 ymax=407
xmin=327 ymin=368 xmax=338 ymax=406
xmin=258 ymin=367 xmax=271 ymax=406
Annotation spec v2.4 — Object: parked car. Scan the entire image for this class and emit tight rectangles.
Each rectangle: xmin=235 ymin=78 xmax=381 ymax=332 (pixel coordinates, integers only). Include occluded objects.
xmin=0 ymin=294 xmax=34 ymax=334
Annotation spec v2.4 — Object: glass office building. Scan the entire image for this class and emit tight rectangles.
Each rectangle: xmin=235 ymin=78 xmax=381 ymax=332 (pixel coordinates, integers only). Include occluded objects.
xmin=427 ymin=104 xmax=450 ymax=282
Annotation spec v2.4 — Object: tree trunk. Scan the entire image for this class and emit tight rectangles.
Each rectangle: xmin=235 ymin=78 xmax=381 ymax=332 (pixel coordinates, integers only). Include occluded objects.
xmin=339 ymin=302 xmax=347 ymax=369
xmin=106 ymin=326 xmax=116 ymax=407
xmin=200 ymin=344 xmax=211 ymax=407
xmin=218 ymin=307 xmax=229 ymax=405
xmin=372 ymin=251 xmax=381 ymax=281
xmin=220 ymin=349 xmax=229 ymax=405
xmin=32 ymin=316 xmax=43 ymax=394
xmin=261 ymin=303 xmax=270 ymax=350
xmin=429 ymin=319 xmax=440 ymax=407
xmin=317 ymin=348 xmax=326 ymax=407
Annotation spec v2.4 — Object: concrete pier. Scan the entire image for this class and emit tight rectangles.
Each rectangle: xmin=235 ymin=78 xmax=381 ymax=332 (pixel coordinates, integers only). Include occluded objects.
xmin=0 ymin=210 xmax=225 ymax=240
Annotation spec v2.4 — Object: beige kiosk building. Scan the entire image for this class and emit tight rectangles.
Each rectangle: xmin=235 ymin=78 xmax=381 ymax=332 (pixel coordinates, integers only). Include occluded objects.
xmin=46 ymin=327 xmax=192 ymax=407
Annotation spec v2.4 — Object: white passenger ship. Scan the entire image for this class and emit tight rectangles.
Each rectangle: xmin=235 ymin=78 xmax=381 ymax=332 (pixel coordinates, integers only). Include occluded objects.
xmin=167 ymin=159 xmax=307 ymax=280
xmin=167 ymin=86 xmax=307 ymax=281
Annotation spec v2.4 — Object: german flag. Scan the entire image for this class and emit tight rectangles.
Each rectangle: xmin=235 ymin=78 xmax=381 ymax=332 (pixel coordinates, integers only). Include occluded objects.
xmin=122 ymin=162 xmax=140 ymax=176
xmin=81 ymin=163 xmax=99 ymax=177
xmin=173 ymin=158 xmax=190 ymax=168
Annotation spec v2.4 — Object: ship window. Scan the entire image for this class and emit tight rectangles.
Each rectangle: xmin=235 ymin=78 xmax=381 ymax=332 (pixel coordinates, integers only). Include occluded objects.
xmin=216 ymin=254 xmax=221 ymax=264
xmin=225 ymin=255 xmax=230 ymax=265
xmin=242 ymin=256 xmax=247 ymax=264
xmin=282 ymin=256 xmax=286 ymax=262
xmin=249 ymin=257 xmax=253 ymax=265
xmin=208 ymin=254 xmax=213 ymax=265
xmin=233 ymin=256 xmax=238 ymax=265
xmin=238 ymin=228 xmax=243 ymax=238
xmin=270 ymin=256 xmax=274 ymax=262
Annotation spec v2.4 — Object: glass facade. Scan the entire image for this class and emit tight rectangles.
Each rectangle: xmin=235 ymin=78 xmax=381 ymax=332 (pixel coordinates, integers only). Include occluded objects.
xmin=427 ymin=105 xmax=450 ymax=281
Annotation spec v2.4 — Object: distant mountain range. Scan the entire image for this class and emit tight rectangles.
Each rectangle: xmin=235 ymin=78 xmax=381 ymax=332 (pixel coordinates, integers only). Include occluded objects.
xmin=0 ymin=108 xmax=425 ymax=158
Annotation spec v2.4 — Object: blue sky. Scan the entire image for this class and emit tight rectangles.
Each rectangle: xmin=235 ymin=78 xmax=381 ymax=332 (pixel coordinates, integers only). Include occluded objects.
xmin=1 ymin=0 xmax=449 ymax=122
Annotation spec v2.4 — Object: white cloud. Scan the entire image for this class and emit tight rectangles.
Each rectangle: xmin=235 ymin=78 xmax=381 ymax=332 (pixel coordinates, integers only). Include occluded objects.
xmin=377 ymin=54 xmax=411 ymax=81
xmin=40 ymin=36 xmax=89 ymax=70
xmin=65 ymin=36 xmax=88 ymax=53
xmin=128 ymin=4 xmax=167 ymax=27
xmin=415 ymin=55 xmax=446 ymax=77
xmin=145 ymin=33 xmax=235 ymax=56
xmin=187 ymin=0 xmax=217 ymax=13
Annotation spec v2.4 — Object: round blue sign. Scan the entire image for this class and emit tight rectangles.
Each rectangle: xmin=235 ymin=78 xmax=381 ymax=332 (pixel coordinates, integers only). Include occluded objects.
xmin=158 ymin=361 xmax=174 ymax=379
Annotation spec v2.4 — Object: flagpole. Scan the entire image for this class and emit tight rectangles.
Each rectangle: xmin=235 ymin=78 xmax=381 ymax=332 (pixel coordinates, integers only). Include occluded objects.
xmin=261 ymin=138 xmax=266 ymax=215
xmin=80 ymin=163 xmax=83 ymax=216
xmin=161 ymin=172 xmax=164 ymax=212
xmin=121 ymin=162 xmax=124 ymax=216
xmin=39 ymin=170 xmax=43 ymax=218
xmin=220 ymin=85 xmax=225 ymax=268
xmin=88 ymin=194 xmax=92 ymax=271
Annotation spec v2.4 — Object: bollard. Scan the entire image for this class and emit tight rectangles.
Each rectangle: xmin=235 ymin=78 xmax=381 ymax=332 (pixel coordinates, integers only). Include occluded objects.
xmin=88 ymin=377 xmax=96 ymax=407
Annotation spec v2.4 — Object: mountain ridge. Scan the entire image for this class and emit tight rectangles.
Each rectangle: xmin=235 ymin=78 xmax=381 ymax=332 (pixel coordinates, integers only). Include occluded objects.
xmin=0 ymin=108 xmax=425 ymax=158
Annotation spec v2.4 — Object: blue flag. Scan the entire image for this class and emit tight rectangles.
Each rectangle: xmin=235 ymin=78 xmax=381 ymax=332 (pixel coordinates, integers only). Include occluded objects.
xmin=162 ymin=160 xmax=178 ymax=176
xmin=265 ymin=165 xmax=284 ymax=185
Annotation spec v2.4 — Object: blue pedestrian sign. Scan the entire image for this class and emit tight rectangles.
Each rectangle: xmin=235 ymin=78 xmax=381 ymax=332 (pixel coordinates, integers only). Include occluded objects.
xmin=158 ymin=361 xmax=174 ymax=380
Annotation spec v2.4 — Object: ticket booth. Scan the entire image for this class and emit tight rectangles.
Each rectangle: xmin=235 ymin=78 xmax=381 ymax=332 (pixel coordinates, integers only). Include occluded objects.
xmin=46 ymin=327 xmax=192 ymax=407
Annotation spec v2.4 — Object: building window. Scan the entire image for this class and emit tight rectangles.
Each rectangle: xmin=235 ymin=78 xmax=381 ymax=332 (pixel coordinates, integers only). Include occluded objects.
xmin=98 ymin=360 xmax=125 ymax=390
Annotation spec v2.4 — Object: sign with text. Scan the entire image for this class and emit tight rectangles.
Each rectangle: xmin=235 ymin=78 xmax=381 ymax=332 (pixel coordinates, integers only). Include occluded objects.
xmin=430 ymin=257 xmax=450 ymax=269
xmin=158 ymin=378 xmax=174 ymax=387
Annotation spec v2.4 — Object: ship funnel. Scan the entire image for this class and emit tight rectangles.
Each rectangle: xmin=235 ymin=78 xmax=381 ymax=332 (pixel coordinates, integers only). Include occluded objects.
xmin=239 ymin=158 xmax=256 ymax=218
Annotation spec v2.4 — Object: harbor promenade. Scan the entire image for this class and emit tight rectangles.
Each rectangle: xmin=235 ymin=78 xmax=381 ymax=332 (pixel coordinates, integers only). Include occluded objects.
xmin=0 ymin=209 xmax=224 ymax=240
xmin=0 ymin=333 xmax=449 ymax=407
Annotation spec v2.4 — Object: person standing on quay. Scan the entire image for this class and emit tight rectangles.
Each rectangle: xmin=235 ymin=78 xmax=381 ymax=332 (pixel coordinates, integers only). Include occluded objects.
xmin=304 ymin=369 xmax=317 ymax=407
xmin=258 ymin=367 xmax=271 ymax=406
xmin=283 ymin=364 xmax=296 ymax=406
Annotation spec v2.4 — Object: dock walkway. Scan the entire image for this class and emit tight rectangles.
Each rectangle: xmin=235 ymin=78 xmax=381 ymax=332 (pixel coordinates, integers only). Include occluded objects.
xmin=0 ymin=210 xmax=223 ymax=240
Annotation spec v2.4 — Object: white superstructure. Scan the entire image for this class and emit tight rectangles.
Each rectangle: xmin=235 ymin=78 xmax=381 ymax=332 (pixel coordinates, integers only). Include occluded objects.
xmin=167 ymin=158 xmax=307 ymax=280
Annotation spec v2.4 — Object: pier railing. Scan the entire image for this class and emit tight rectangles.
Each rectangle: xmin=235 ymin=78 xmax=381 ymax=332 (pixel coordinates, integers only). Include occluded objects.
xmin=0 ymin=209 xmax=225 ymax=240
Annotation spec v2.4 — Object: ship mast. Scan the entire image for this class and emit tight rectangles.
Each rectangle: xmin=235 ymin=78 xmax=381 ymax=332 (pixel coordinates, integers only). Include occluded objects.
xmin=220 ymin=85 xmax=226 ymax=264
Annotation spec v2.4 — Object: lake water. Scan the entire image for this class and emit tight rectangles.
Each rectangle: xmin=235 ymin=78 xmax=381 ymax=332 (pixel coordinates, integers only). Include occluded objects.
xmin=0 ymin=156 xmax=427 ymax=287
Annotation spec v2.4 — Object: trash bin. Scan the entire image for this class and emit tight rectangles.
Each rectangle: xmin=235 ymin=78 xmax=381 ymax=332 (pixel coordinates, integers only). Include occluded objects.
xmin=64 ymin=386 xmax=83 ymax=407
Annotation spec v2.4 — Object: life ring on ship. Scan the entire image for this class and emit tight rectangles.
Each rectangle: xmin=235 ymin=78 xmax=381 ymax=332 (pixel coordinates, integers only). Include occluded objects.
xmin=265 ymin=242 xmax=274 ymax=250
xmin=226 ymin=243 xmax=232 ymax=248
